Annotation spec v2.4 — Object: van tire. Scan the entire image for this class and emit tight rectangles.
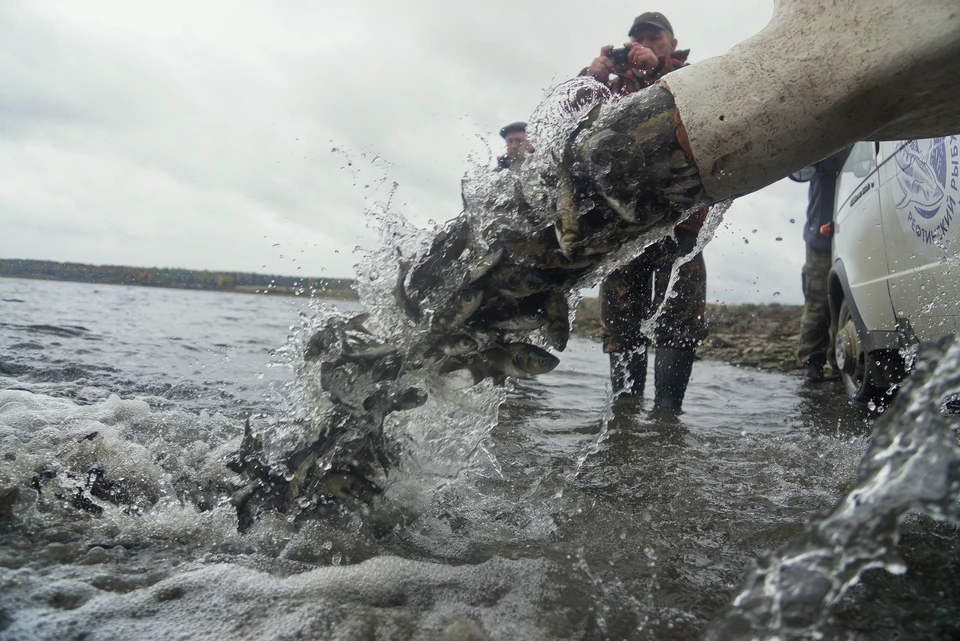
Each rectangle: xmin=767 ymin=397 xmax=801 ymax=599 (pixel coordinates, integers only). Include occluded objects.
xmin=834 ymin=299 xmax=889 ymax=407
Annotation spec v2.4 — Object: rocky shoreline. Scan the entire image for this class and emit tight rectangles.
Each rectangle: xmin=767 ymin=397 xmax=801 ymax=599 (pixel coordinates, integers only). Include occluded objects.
xmin=572 ymin=298 xmax=804 ymax=373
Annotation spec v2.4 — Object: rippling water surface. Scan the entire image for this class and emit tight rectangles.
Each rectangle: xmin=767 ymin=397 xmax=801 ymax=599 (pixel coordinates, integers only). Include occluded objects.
xmin=1 ymin=276 xmax=958 ymax=640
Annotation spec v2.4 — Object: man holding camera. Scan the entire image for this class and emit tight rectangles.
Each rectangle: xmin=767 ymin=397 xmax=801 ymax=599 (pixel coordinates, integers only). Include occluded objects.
xmin=581 ymin=12 xmax=708 ymax=411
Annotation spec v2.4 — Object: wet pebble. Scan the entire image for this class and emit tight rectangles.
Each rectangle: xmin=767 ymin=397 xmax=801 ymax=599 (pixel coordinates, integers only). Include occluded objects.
xmin=42 ymin=542 xmax=78 ymax=558
xmin=77 ymin=546 xmax=110 ymax=565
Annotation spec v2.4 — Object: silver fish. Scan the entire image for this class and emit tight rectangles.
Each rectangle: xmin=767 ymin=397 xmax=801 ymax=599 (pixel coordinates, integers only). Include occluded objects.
xmin=544 ymin=291 xmax=570 ymax=351
xmin=487 ymin=295 xmax=549 ymax=331
xmin=467 ymin=247 xmax=505 ymax=284
xmin=440 ymin=343 xmax=559 ymax=384
xmin=427 ymin=334 xmax=480 ymax=357
xmin=438 ymin=289 xmax=483 ymax=328
xmin=394 ymin=260 xmax=421 ymax=322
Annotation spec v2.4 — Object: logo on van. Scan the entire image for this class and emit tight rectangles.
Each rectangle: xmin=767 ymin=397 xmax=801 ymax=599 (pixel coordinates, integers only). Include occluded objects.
xmin=895 ymin=137 xmax=957 ymax=251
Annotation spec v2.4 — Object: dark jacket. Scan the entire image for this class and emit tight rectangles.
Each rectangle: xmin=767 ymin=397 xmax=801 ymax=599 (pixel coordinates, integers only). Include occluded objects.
xmin=799 ymin=149 xmax=850 ymax=252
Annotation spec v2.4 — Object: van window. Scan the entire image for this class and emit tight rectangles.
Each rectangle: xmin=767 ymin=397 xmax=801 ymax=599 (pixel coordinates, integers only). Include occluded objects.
xmin=836 ymin=141 xmax=878 ymax=208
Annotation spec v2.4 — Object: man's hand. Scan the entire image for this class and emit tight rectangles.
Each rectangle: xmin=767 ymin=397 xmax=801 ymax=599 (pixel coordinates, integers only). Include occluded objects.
xmin=625 ymin=42 xmax=659 ymax=74
xmin=585 ymin=45 xmax=616 ymax=82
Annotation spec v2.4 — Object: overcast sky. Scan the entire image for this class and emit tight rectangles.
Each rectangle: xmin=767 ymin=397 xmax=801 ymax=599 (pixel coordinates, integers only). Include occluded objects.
xmin=0 ymin=0 xmax=811 ymax=304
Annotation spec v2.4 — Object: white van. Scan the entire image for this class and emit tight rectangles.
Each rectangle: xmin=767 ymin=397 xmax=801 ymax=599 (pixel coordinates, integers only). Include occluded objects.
xmin=827 ymin=137 xmax=959 ymax=405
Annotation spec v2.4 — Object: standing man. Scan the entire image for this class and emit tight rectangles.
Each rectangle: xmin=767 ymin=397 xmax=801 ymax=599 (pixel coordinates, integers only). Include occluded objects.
xmin=582 ymin=12 xmax=708 ymax=411
xmin=790 ymin=149 xmax=850 ymax=383
xmin=497 ymin=122 xmax=534 ymax=170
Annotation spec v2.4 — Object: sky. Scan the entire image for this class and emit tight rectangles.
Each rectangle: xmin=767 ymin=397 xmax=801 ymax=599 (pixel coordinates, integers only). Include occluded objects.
xmin=0 ymin=0 xmax=811 ymax=305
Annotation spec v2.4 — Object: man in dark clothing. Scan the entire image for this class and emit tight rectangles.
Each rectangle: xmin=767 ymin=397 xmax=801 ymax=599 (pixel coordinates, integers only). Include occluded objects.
xmin=497 ymin=122 xmax=533 ymax=170
xmin=790 ymin=149 xmax=851 ymax=382
xmin=582 ymin=12 xmax=708 ymax=410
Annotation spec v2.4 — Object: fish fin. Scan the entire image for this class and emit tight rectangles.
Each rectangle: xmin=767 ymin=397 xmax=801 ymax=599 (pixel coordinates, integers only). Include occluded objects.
xmin=468 ymin=364 xmax=489 ymax=385
xmin=439 ymin=357 xmax=469 ymax=375
xmin=601 ymin=194 xmax=638 ymax=222
xmin=227 ymin=417 xmax=265 ymax=475
xmin=345 ymin=312 xmax=372 ymax=333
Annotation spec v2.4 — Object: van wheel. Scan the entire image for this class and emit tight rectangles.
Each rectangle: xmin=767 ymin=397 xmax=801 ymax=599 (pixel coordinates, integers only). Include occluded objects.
xmin=834 ymin=299 xmax=886 ymax=406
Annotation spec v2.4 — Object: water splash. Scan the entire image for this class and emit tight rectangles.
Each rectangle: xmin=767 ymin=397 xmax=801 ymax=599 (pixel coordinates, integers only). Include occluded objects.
xmin=223 ymin=79 xmax=712 ymax=530
xmin=705 ymin=335 xmax=960 ymax=640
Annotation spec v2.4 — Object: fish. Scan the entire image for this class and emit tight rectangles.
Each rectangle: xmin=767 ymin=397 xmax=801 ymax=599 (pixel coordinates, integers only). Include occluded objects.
xmin=438 ymin=289 xmax=483 ymax=328
xmin=319 ymin=361 xmax=367 ymax=408
xmin=340 ymin=338 xmax=397 ymax=364
xmin=467 ymin=247 xmax=504 ymax=284
xmin=345 ymin=312 xmax=372 ymax=332
xmin=555 ymin=177 xmax=582 ymax=258
xmin=394 ymin=260 xmax=421 ymax=322
xmin=305 ymin=325 xmax=339 ymax=362
xmin=320 ymin=468 xmax=384 ymax=501
xmin=501 ymin=235 xmax=595 ymax=271
xmin=440 ymin=343 xmax=560 ymax=384
xmin=486 ymin=265 xmax=549 ymax=300
xmin=304 ymin=312 xmax=373 ymax=362
xmin=425 ymin=334 xmax=480 ymax=357
xmin=491 ymin=343 xmax=560 ymax=378
xmin=408 ymin=219 xmax=471 ymax=295
xmin=544 ymin=291 xmax=570 ymax=351
xmin=478 ymin=294 xmax=549 ymax=332
xmin=494 ymin=309 xmax=548 ymax=332
xmin=227 ymin=418 xmax=268 ymax=478
xmin=362 ymin=387 xmax=428 ymax=414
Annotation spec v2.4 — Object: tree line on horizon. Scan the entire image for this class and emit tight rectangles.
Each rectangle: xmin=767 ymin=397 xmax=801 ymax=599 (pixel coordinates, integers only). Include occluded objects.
xmin=0 ymin=259 xmax=358 ymax=298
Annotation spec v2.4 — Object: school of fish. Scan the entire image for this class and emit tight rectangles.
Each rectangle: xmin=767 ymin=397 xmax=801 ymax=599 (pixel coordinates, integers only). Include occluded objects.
xmin=221 ymin=82 xmax=720 ymax=530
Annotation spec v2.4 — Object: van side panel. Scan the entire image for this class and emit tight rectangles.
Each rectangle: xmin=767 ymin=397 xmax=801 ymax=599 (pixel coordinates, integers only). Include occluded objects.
xmin=880 ymin=138 xmax=960 ymax=339
xmin=833 ymin=142 xmax=899 ymax=341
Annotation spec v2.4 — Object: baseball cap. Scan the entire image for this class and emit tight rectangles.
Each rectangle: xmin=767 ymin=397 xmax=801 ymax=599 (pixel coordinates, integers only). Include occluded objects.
xmin=628 ymin=12 xmax=674 ymax=37
xmin=499 ymin=122 xmax=527 ymax=138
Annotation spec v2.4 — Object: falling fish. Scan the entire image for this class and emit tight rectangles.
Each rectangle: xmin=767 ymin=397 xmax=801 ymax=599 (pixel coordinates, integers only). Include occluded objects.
xmin=425 ymin=334 xmax=480 ymax=357
xmin=440 ymin=343 xmax=560 ymax=384
xmin=394 ymin=260 xmax=421 ymax=322
xmin=226 ymin=78 xmax=714 ymax=530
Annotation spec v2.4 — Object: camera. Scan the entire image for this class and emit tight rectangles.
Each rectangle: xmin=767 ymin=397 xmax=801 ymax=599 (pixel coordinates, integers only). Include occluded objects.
xmin=606 ymin=47 xmax=631 ymax=68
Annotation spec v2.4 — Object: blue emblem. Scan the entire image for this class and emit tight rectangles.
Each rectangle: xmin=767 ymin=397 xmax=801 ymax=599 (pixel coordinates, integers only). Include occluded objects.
xmin=895 ymin=138 xmax=946 ymax=218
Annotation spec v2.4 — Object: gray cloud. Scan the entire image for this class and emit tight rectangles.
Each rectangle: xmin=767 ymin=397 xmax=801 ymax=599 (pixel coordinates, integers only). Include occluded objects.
xmin=0 ymin=0 xmax=823 ymax=305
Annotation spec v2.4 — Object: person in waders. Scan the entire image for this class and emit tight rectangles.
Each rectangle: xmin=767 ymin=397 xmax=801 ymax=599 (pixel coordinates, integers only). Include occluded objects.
xmin=581 ymin=12 xmax=708 ymax=410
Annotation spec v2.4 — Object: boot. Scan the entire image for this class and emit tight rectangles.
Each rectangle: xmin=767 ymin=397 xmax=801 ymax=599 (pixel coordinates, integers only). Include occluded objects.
xmin=609 ymin=345 xmax=648 ymax=397
xmin=654 ymin=348 xmax=696 ymax=410
xmin=803 ymin=354 xmax=826 ymax=383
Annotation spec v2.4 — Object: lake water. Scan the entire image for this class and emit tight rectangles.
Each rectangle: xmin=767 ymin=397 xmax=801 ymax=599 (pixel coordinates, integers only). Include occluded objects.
xmin=1 ymin=276 xmax=958 ymax=640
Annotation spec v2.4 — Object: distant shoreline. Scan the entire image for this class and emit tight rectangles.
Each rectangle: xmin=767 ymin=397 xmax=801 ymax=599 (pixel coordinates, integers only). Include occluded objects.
xmin=0 ymin=259 xmax=360 ymax=301
xmin=2 ymin=261 xmax=803 ymax=373
xmin=0 ymin=273 xmax=361 ymax=302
